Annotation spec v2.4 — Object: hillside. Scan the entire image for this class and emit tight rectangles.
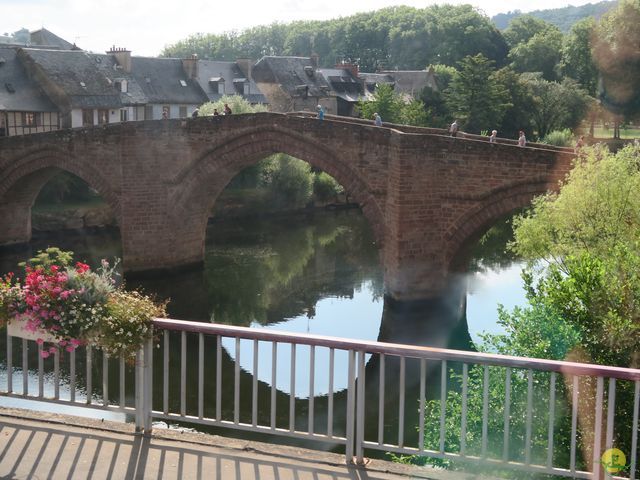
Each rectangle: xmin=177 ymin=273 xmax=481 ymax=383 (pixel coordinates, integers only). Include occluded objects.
xmin=492 ymin=1 xmax=616 ymax=31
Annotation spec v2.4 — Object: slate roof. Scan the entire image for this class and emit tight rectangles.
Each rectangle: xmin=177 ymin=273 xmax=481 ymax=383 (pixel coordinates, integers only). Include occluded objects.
xmin=0 ymin=47 xmax=58 ymax=112
xmin=29 ymin=29 xmax=76 ymax=50
xmin=359 ymin=70 xmax=437 ymax=98
xmin=378 ymin=70 xmax=438 ymax=95
xmin=130 ymin=57 xmax=207 ymax=104
xmin=252 ymin=56 xmax=330 ymax=98
xmin=92 ymin=54 xmax=147 ymax=105
xmin=196 ymin=60 xmax=266 ymax=104
xmin=20 ymin=48 xmax=122 ymax=109
xmin=317 ymin=68 xmax=363 ymax=103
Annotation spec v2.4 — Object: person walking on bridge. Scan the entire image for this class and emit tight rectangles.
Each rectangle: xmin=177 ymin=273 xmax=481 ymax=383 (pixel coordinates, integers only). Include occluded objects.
xmin=449 ymin=120 xmax=459 ymax=137
xmin=518 ymin=130 xmax=527 ymax=147
xmin=373 ymin=112 xmax=382 ymax=127
xmin=317 ymin=105 xmax=325 ymax=121
xmin=489 ymin=130 xmax=497 ymax=143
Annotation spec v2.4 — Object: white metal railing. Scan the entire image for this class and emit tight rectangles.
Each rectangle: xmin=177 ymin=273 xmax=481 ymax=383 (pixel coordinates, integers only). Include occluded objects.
xmin=2 ymin=319 xmax=639 ymax=479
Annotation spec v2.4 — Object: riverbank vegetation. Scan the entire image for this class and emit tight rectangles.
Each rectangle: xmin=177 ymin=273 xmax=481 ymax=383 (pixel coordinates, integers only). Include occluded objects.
xmin=405 ymin=144 xmax=640 ymax=476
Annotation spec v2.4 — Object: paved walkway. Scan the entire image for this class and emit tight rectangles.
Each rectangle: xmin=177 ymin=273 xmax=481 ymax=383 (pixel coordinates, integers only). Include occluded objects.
xmin=0 ymin=408 xmax=478 ymax=480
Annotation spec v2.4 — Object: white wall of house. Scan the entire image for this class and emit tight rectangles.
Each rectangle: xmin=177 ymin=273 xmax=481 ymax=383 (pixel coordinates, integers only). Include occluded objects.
xmin=71 ymin=109 xmax=83 ymax=128
xmin=3 ymin=111 xmax=59 ymax=136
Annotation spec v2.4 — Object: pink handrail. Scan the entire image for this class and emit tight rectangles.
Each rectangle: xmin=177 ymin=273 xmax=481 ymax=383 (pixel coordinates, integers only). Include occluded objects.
xmin=153 ymin=318 xmax=640 ymax=381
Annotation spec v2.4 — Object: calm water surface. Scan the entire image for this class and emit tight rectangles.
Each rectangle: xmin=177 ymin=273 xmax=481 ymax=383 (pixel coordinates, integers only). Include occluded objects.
xmin=0 ymin=209 xmax=526 ymax=444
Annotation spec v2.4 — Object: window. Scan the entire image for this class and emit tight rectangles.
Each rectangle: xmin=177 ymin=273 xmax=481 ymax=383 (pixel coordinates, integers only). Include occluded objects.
xmin=120 ymin=109 xmax=128 ymax=122
xmin=82 ymin=109 xmax=94 ymax=126
xmin=22 ymin=112 xmax=38 ymax=127
xmin=208 ymin=77 xmax=224 ymax=95
xmin=179 ymin=106 xmax=187 ymax=118
xmin=98 ymin=109 xmax=109 ymax=125
xmin=144 ymin=105 xmax=153 ymax=120
xmin=114 ymin=79 xmax=128 ymax=93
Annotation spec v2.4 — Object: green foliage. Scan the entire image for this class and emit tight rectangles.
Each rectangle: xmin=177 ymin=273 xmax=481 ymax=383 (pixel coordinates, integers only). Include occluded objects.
xmin=36 ymin=172 xmax=99 ymax=205
xmin=19 ymin=247 xmax=73 ymax=269
xmin=508 ymin=27 xmax=564 ymax=81
xmin=357 ymin=83 xmax=405 ymax=124
xmin=592 ymin=0 xmax=640 ymax=118
xmin=400 ymin=99 xmax=429 ymax=126
xmin=541 ymin=128 xmax=575 ymax=147
xmin=561 ymin=17 xmax=599 ymax=95
xmin=97 ymin=290 xmax=167 ymax=360
xmin=510 ymin=144 xmax=640 ymax=367
xmin=162 ymin=5 xmax=508 ymax=71
xmin=199 ymin=95 xmax=268 ymax=115
xmin=492 ymin=1 xmax=616 ymax=33
xmin=445 ymin=54 xmax=510 ymax=134
xmin=521 ymin=73 xmax=592 ymax=139
xmin=313 ymin=172 xmax=343 ymax=203
xmin=503 ymin=15 xmax=555 ymax=47
xmin=262 ymin=154 xmax=313 ymax=208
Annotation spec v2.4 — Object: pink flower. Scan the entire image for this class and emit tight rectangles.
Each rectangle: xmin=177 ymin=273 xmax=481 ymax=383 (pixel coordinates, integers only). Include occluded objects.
xmin=40 ymin=350 xmax=50 ymax=359
xmin=35 ymin=338 xmax=44 ymax=345
xmin=48 ymin=346 xmax=57 ymax=354
xmin=65 ymin=345 xmax=75 ymax=353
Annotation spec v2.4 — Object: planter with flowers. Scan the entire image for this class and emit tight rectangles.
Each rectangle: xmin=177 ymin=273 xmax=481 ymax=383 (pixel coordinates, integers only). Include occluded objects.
xmin=0 ymin=247 xmax=167 ymax=360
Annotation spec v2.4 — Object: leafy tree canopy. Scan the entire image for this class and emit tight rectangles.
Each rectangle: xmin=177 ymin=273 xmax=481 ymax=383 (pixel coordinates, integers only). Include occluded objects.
xmin=510 ymin=145 xmax=640 ymax=367
xmin=592 ymin=0 xmax=640 ymax=118
xmin=162 ymin=5 xmax=508 ymax=71
xmin=445 ymin=54 xmax=510 ymax=134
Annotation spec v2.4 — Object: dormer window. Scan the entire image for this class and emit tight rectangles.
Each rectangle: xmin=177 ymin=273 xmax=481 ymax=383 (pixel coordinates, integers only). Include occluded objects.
xmin=209 ymin=77 xmax=224 ymax=94
xmin=114 ymin=79 xmax=127 ymax=93
xmin=5 ymin=82 xmax=15 ymax=93
xmin=304 ymin=65 xmax=314 ymax=77
xmin=233 ymin=78 xmax=248 ymax=95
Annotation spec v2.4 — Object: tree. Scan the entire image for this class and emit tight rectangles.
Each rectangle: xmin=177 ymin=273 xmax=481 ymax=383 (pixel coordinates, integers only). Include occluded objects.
xmin=510 ymin=144 xmax=640 ymax=368
xmin=445 ymin=54 xmax=509 ymax=134
xmin=503 ymin=15 xmax=553 ymax=48
xmin=492 ymin=67 xmax=534 ymax=139
xmin=592 ymin=0 xmax=640 ymax=119
xmin=356 ymin=83 xmax=405 ymax=124
xmin=561 ymin=17 xmax=599 ymax=96
xmin=520 ymin=73 xmax=591 ymax=139
xmin=508 ymin=28 xmax=563 ymax=80
xmin=199 ymin=95 xmax=268 ymax=116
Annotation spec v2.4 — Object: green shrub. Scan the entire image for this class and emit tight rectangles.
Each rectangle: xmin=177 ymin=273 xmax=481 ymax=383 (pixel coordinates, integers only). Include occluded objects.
xmin=313 ymin=171 xmax=343 ymax=202
xmin=542 ymin=129 xmax=574 ymax=147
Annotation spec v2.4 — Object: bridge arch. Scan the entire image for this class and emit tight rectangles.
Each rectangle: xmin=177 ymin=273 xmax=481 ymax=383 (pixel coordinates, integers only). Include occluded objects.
xmin=0 ymin=147 xmax=122 ymax=245
xmin=444 ymin=178 xmax=556 ymax=271
xmin=168 ymin=127 xmax=388 ymax=262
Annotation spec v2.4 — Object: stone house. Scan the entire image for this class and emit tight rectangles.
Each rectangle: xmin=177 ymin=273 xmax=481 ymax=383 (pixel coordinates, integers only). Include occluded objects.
xmin=0 ymin=46 xmax=60 ymax=136
xmin=251 ymin=56 xmax=333 ymax=113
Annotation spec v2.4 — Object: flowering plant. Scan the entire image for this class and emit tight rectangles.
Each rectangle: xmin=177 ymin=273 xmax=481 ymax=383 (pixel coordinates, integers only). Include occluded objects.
xmin=0 ymin=247 xmax=167 ymax=360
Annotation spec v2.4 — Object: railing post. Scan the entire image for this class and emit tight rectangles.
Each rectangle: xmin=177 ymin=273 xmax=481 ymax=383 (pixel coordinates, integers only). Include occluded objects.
xmin=135 ymin=337 xmax=154 ymax=434
xmin=355 ymin=350 xmax=366 ymax=465
xmin=345 ymin=349 xmax=356 ymax=463
xmin=135 ymin=347 xmax=144 ymax=432
xmin=143 ymin=336 xmax=154 ymax=435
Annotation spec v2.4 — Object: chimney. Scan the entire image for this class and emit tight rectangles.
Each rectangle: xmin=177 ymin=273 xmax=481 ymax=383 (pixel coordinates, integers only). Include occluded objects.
xmin=310 ymin=53 xmax=319 ymax=69
xmin=236 ymin=58 xmax=252 ymax=78
xmin=336 ymin=61 xmax=359 ymax=79
xmin=182 ymin=54 xmax=199 ymax=79
xmin=107 ymin=46 xmax=132 ymax=73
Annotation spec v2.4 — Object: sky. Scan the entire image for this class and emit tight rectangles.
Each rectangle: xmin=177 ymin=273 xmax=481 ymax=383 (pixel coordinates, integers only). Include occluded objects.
xmin=3 ymin=0 xmax=599 ymax=57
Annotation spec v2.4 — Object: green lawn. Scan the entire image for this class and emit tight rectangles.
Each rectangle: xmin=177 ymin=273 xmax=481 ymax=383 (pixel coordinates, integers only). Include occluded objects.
xmin=592 ymin=126 xmax=640 ymax=139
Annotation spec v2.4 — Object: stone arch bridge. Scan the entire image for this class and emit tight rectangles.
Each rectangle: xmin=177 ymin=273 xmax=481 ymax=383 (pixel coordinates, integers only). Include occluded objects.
xmin=0 ymin=113 xmax=574 ymax=301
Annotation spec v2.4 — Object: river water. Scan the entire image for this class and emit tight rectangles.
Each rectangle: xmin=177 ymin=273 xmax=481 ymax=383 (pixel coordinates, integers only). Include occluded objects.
xmin=0 ymin=208 xmax=526 ymax=448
